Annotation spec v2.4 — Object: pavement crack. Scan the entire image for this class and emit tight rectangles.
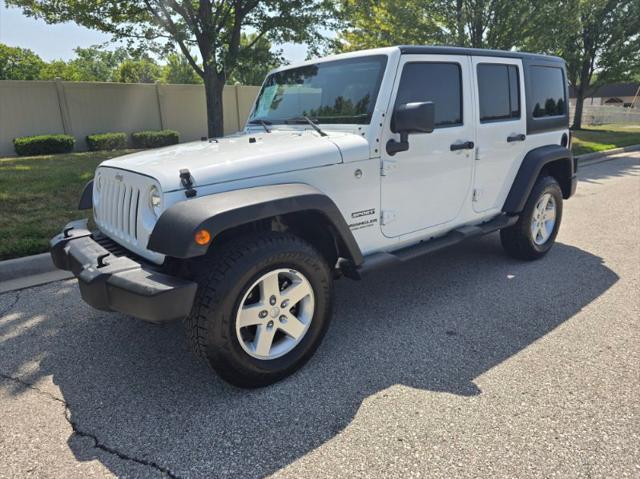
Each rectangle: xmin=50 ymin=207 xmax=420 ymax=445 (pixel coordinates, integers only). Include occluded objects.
xmin=65 ymin=411 xmax=182 ymax=479
xmin=0 ymin=290 xmax=22 ymax=317
xmin=0 ymin=370 xmax=65 ymax=404
xmin=0 ymin=371 xmax=181 ymax=479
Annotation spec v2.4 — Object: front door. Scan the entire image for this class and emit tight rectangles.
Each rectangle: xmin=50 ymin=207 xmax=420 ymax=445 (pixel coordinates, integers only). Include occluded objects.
xmin=380 ymin=55 xmax=475 ymax=238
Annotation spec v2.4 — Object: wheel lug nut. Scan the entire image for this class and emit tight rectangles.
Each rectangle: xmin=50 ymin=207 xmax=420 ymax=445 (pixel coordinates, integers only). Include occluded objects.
xmin=281 ymin=299 xmax=289 ymax=308
xmin=269 ymin=295 xmax=277 ymax=306
xmin=279 ymin=315 xmax=287 ymax=323
xmin=267 ymin=320 xmax=274 ymax=328
xmin=259 ymin=310 xmax=268 ymax=319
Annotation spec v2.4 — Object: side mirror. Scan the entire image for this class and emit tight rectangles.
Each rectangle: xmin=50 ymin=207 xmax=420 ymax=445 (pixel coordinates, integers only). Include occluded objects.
xmin=387 ymin=101 xmax=435 ymax=155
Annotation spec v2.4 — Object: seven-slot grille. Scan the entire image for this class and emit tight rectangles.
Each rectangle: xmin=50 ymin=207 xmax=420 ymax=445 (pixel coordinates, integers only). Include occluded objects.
xmin=93 ymin=167 xmax=165 ymax=264
xmin=94 ymin=170 xmax=143 ymax=243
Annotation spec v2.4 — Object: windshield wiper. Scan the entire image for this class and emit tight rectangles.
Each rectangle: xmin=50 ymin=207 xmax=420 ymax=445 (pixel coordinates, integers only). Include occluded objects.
xmin=285 ymin=116 xmax=327 ymax=137
xmin=248 ymin=118 xmax=272 ymax=133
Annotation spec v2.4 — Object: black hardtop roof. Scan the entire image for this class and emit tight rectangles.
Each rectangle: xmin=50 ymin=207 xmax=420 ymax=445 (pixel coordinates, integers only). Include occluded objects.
xmin=398 ymin=45 xmax=564 ymax=64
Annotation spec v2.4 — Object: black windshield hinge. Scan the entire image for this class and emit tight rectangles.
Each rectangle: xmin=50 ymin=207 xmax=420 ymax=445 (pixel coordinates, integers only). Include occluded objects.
xmin=179 ymin=169 xmax=197 ymax=198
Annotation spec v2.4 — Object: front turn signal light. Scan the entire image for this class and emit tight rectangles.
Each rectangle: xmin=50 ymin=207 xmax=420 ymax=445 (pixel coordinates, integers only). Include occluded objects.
xmin=194 ymin=229 xmax=212 ymax=245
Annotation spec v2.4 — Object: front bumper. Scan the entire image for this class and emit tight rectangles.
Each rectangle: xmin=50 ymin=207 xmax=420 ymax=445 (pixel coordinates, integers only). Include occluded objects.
xmin=50 ymin=220 xmax=197 ymax=323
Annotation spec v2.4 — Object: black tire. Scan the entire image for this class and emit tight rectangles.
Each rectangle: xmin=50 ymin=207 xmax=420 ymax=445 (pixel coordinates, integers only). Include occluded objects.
xmin=185 ymin=232 xmax=333 ymax=388
xmin=500 ymin=175 xmax=563 ymax=260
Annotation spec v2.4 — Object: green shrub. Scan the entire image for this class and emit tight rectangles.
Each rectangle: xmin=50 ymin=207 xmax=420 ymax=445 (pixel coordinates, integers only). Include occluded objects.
xmin=86 ymin=132 xmax=127 ymax=151
xmin=13 ymin=134 xmax=75 ymax=156
xmin=131 ymin=129 xmax=180 ymax=149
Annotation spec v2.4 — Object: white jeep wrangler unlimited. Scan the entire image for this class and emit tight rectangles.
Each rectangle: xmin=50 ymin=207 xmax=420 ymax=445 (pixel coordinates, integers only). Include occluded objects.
xmin=51 ymin=46 xmax=577 ymax=388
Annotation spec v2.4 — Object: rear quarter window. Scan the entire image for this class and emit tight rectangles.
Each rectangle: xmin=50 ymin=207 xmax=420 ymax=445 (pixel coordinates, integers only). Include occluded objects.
xmin=530 ymin=66 xmax=566 ymax=118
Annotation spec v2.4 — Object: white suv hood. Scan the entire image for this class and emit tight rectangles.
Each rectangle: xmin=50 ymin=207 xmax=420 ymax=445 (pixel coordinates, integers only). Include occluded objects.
xmin=99 ymin=130 xmax=366 ymax=191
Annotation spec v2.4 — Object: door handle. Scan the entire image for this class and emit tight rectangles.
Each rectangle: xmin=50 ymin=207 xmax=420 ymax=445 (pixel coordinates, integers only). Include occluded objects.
xmin=507 ymin=133 xmax=526 ymax=142
xmin=450 ymin=140 xmax=474 ymax=151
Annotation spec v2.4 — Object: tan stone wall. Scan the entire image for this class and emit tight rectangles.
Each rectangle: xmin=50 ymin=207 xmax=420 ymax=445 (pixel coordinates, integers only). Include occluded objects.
xmin=0 ymin=80 xmax=261 ymax=156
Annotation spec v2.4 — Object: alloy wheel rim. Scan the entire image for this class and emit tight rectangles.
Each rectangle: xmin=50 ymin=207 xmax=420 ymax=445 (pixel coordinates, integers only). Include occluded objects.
xmin=235 ymin=268 xmax=315 ymax=360
xmin=531 ymin=193 xmax=557 ymax=245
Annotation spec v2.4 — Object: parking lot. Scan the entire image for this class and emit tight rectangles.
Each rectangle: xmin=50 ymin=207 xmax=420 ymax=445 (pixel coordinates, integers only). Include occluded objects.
xmin=1 ymin=152 xmax=638 ymax=478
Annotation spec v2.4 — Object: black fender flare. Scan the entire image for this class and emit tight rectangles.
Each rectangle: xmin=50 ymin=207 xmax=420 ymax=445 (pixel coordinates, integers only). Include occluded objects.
xmin=147 ymin=183 xmax=364 ymax=265
xmin=502 ymin=145 xmax=574 ymax=214
xmin=78 ymin=180 xmax=93 ymax=210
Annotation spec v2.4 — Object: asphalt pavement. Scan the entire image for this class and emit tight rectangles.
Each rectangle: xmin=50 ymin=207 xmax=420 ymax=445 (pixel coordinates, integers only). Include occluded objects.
xmin=1 ymin=152 xmax=638 ymax=478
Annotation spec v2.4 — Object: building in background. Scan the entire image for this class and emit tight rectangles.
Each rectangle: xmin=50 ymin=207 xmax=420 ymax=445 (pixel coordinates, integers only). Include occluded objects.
xmin=570 ymin=82 xmax=640 ymax=108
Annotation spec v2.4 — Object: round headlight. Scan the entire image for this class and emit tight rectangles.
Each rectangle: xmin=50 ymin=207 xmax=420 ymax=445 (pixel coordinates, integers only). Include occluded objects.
xmin=149 ymin=186 xmax=162 ymax=217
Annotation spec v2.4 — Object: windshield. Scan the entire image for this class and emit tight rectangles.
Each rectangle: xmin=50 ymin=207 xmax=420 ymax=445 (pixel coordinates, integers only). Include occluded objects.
xmin=249 ymin=55 xmax=388 ymax=125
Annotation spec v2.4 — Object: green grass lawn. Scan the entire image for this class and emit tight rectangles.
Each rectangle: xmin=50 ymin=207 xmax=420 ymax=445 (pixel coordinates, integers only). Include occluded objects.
xmin=0 ymin=150 xmax=134 ymax=260
xmin=572 ymin=124 xmax=640 ymax=156
xmin=1 ymin=123 xmax=640 ymax=261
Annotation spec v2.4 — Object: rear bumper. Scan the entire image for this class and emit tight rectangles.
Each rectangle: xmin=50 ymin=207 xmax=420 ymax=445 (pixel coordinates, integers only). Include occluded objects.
xmin=50 ymin=220 xmax=197 ymax=323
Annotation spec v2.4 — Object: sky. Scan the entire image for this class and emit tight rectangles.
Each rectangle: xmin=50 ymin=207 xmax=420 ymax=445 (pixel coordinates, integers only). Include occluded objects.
xmin=0 ymin=0 xmax=309 ymax=63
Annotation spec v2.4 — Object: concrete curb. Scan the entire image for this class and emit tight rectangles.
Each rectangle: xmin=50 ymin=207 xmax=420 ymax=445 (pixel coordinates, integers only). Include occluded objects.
xmin=0 ymin=144 xmax=638 ymax=291
xmin=576 ymin=144 xmax=640 ymax=164
xmin=0 ymin=253 xmax=56 ymax=282
xmin=0 ymin=253 xmax=73 ymax=293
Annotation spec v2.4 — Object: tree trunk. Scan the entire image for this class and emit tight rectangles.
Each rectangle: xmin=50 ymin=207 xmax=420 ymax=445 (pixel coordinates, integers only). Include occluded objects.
xmin=572 ymin=91 xmax=585 ymax=130
xmin=572 ymin=35 xmax=595 ymax=131
xmin=470 ymin=17 xmax=483 ymax=48
xmin=455 ymin=0 xmax=465 ymax=46
xmin=203 ymin=68 xmax=225 ymax=138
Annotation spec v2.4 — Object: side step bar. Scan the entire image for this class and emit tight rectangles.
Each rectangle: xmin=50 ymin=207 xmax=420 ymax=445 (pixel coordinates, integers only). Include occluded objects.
xmin=357 ymin=214 xmax=518 ymax=277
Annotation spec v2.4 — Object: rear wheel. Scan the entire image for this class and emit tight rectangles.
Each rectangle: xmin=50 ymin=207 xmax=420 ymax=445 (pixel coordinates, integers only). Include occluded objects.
xmin=500 ymin=175 xmax=563 ymax=260
xmin=185 ymin=232 xmax=333 ymax=388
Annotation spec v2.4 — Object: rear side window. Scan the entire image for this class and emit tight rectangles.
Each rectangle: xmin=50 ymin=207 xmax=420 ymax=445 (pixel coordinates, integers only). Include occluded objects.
xmin=394 ymin=62 xmax=462 ymax=128
xmin=477 ymin=64 xmax=520 ymax=122
xmin=530 ymin=66 xmax=566 ymax=118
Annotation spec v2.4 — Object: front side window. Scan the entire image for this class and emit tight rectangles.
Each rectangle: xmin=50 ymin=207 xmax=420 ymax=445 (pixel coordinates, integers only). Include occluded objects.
xmin=393 ymin=62 xmax=463 ymax=129
xmin=250 ymin=56 xmax=387 ymax=125
xmin=477 ymin=64 xmax=520 ymax=122
xmin=530 ymin=66 xmax=566 ymax=118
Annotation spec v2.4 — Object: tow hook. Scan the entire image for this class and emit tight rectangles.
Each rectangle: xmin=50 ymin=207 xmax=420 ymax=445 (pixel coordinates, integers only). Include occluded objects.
xmin=96 ymin=253 xmax=110 ymax=268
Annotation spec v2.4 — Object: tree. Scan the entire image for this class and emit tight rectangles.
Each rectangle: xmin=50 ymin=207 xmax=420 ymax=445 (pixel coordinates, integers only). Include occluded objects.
xmin=525 ymin=0 xmax=640 ymax=129
xmin=69 ymin=46 xmax=130 ymax=82
xmin=336 ymin=0 xmax=536 ymax=51
xmin=116 ymin=57 xmax=162 ymax=83
xmin=161 ymin=51 xmax=202 ymax=84
xmin=8 ymin=1 xmax=336 ymax=137
xmin=39 ymin=45 xmax=130 ymax=81
xmin=39 ymin=59 xmax=80 ymax=80
xmin=229 ymin=33 xmax=283 ymax=85
xmin=0 ymin=43 xmax=45 ymax=80
xmin=336 ymin=1 xmax=448 ymax=51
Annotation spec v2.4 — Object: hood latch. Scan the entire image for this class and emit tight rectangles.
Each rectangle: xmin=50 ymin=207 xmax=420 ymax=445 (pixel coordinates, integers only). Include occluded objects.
xmin=179 ymin=169 xmax=197 ymax=198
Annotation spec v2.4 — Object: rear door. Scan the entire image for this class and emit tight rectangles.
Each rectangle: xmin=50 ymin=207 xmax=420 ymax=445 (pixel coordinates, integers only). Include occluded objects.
xmin=380 ymin=55 xmax=475 ymax=238
xmin=471 ymin=57 xmax=527 ymax=213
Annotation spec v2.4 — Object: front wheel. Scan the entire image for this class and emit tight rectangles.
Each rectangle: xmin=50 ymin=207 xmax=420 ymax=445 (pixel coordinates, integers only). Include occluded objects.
xmin=500 ymin=175 xmax=563 ymax=260
xmin=185 ymin=232 xmax=333 ymax=388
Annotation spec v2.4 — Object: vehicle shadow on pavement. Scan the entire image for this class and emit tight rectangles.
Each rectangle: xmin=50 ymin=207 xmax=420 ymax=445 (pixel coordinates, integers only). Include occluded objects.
xmin=0 ymin=236 xmax=619 ymax=478
xmin=577 ymin=155 xmax=639 ymax=185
